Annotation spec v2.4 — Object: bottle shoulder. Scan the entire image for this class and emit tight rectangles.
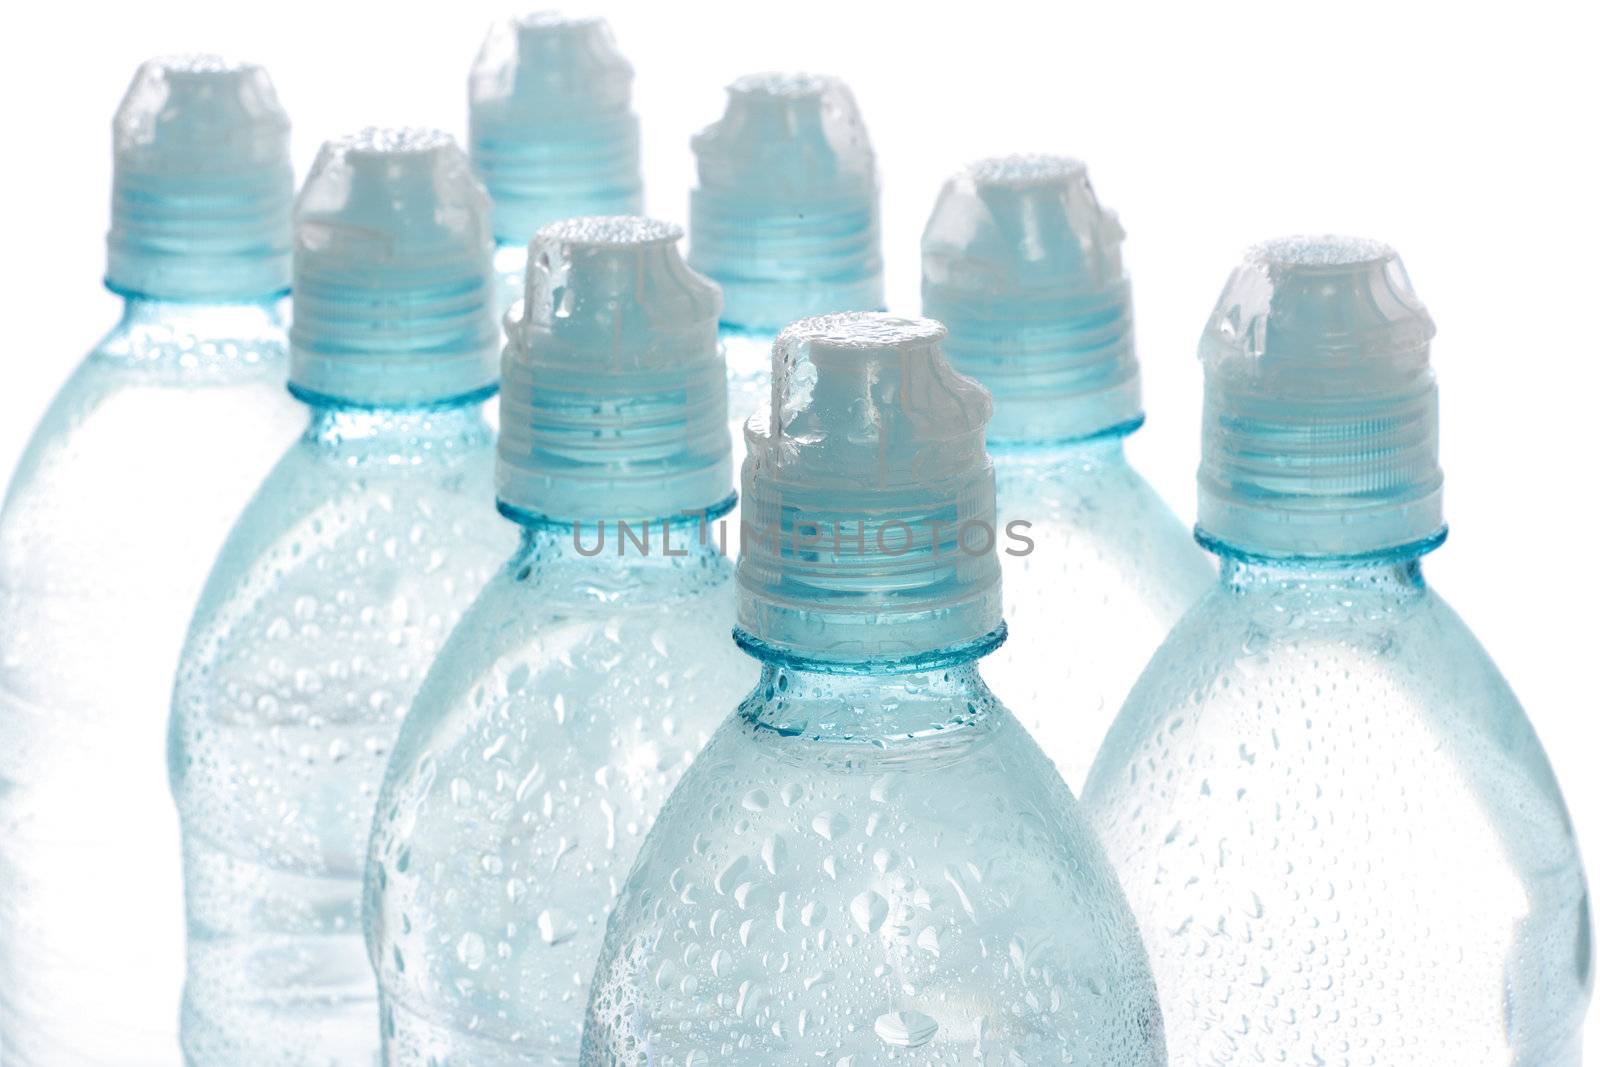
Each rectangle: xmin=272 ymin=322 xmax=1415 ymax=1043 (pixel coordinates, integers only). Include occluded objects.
xmin=86 ymin=305 xmax=291 ymax=381
xmin=995 ymin=450 xmax=1212 ymax=603
xmin=1085 ymin=577 xmax=1578 ymax=857
xmin=0 ymin=366 xmax=302 ymax=599
xmin=172 ymin=445 xmax=512 ymax=723
xmin=583 ymin=687 xmax=1164 ymax=1064
xmin=363 ymin=561 xmax=757 ymax=1025
xmin=996 ymin=446 xmax=1201 ymax=548
xmin=1109 ymin=578 xmax=1515 ymax=727
xmin=377 ymin=555 xmax=748 ymax=797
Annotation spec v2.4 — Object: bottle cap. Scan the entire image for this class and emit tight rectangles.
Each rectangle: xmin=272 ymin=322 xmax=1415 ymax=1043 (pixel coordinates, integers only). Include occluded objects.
xmin=689 ymin=73 xmax=884 ymax=332
xmin=922 ymin=155 xmax=1140 ymax=443
xmin=106 ymin=55 xmax=293 ymax=301
xmin=1198 ymin=235 xmax=1443 ymax=558
xmin=498 ymin=216 xmax=730 ymax=522
xmin=469 ymin=13 xmax=642 ymax=247
xmin=289 ymin=128 xmax=498 ymax=407
xmin=737 ymin=313 xmax=1003 ymax=665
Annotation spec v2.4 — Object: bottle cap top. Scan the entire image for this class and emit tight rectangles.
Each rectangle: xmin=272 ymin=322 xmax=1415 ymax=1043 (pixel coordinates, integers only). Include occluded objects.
xmin=689 ymin=73 xmax=883 ymax=331
xmin=1198 ymin=235 xmax=1443 ymax=558
xmin=106 ymin=55 xmax=293 ymax=301
xmin=289 ymin=128 xmax=499 ymax=408
xmin=922 ymin=155 xmax=1140 ymax=442
xmin=737 ymin=312 xmax=1002 ymax=664
xmin=469 ymin=13 xmax=642 ymax=246
xmin=498 ymin=216 xmax=731 ymax=522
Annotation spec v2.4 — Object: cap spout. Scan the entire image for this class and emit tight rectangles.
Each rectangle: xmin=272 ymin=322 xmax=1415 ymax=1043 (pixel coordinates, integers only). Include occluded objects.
xmin=921 ymin=155 xmax=1140 ymax=443
xmin=689 ymin=73 xmax=883 ymax=331
xmin=469 ymin=13 xmax=642 ymax=246
xmin=738 ymin=312 xmax=1001 ymax=666
xmin=106 ymin=54 xmax=293 ymax=301
xmin=288 ymin=128 xmax=498 ymax=408
xmin=497 ymin=216 xmax=730 ymax=524
xmin=1197 ymin=235 xmax=1443 ymax=559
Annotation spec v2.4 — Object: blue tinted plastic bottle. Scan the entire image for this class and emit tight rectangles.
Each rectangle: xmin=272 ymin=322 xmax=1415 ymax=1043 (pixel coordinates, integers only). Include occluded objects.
xmin=0 ymin=56 xmax=301 ymax=1065
xmin=468 ymin=14 xmax=643 ymax=315
xmin=168 ymin=129 xmax=512 ymax=1066
xmin=582 ymin=313 xmax=1166 ymax=1065
xmin=364 ymin=217 xmax=756 ymax=1065
xmin=1082 ymin=237 xmax=1592 ymax=1064
xmin=922 ymin=156 xmax=1211 ymax=788
xmin=688 ymin=73 xmax=884 ymax=471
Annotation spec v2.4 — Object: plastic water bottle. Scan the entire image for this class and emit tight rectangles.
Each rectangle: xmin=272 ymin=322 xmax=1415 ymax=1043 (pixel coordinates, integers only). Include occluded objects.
xmin=1082 ymin=237 xmax=1592 ymax=1065
xmin=583 ymin=312 xmax=1166 ymax=1065
xmin=169 ymin=128 xmax=512 ymax=1066
xmin=469 ymin=14 xmax=643 ymax=314
xmin=921 ymin=155 xmax=1211 ymax=789
xmin=0 ymin=56 xmax=301 ymax=1065
xmin=688 ymin=73 xmax=884 ymax=466
xmin=364 ymin=216 xmax=758 ymax=1065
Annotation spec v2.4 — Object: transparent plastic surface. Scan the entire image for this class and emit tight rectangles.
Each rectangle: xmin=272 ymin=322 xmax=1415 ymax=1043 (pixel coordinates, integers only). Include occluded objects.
xmin=1082 ymin=556 xmax=1592 ymax=1065
xmin=169 ymin=401 xmax=509 ymax=1066
xmin=0 ymin=299 xmax=301 ymax=1065
xmin=988 ymin=437 xmax=1211 ymax=789
xmin=365 ymin=523 xmax=756 ymax=1064
xmin=582 ymin=657 xmax=1167 ymax=1065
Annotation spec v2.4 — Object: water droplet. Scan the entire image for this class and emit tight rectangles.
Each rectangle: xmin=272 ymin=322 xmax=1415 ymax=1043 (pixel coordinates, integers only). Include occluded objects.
xmin=850 ymin=890 xmax=888 ymax=933
xmin=456 ymin=932 xmax=485 ymax=970
xmin=538 ymin=908 xmax=576 ymax=946
xmin=874 ymin=1009 xmax=938 ymax=1048
xmin=812 ymin=812 xmax=847 ymax=840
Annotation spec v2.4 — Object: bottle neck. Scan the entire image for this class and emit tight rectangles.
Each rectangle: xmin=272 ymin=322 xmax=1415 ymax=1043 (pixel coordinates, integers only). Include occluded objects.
xmin=99 ymin=295 xmax=288 ymax=371
xmin=300 ymin=394 xmax=494 ymax=461
xmin=988 ymin=425 xmax=1134 ymax=468
xmin=739 ymin=657 xmax=1000 ymax=746
xmin=1215 ymin=548 xmax=1430 ymax=598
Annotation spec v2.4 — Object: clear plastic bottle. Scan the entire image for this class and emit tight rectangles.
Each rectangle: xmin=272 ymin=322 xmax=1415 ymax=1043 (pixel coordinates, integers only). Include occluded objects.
xmin=169 ymin=128 xmax=512 ymax=1066
xmin=922 ymin=156 xmax=1211 ymax=788
xmin=688 ymin=73 xmax=884 ymax=476
xmin=1082 ymin=237 xmax=1592 ymax=1065
xmin=364 ymin=216 xmax=757 ymax=1065
xmin=468 ymin=14 xmax=643 ymax=314
xmin=0 ymin=56 xmax=301 ymax=1066
xmin=582 ymin=313 xmax=1166 ymax=1065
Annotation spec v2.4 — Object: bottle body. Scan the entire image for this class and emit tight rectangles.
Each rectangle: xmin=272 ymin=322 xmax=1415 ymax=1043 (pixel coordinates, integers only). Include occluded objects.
xmin=0 ymin=299 xmax=301 ymax=1065
xmin=1082 ymin=557 xmax=1592 ymax=1066
xmin=988 ymin=437 xmax=1210 ymax=789
xmin=582 ymin=657 xmax=1167 ymax=1065
xmin=169 ymin=401 xmax=509 ymax=1066
xmin=365 ymin=523 xmax=756 ymax=1065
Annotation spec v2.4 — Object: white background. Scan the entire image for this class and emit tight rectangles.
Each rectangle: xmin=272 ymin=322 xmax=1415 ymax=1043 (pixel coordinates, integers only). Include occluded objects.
xmin=2 ymin=0 xmax=1596 ymax=1042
